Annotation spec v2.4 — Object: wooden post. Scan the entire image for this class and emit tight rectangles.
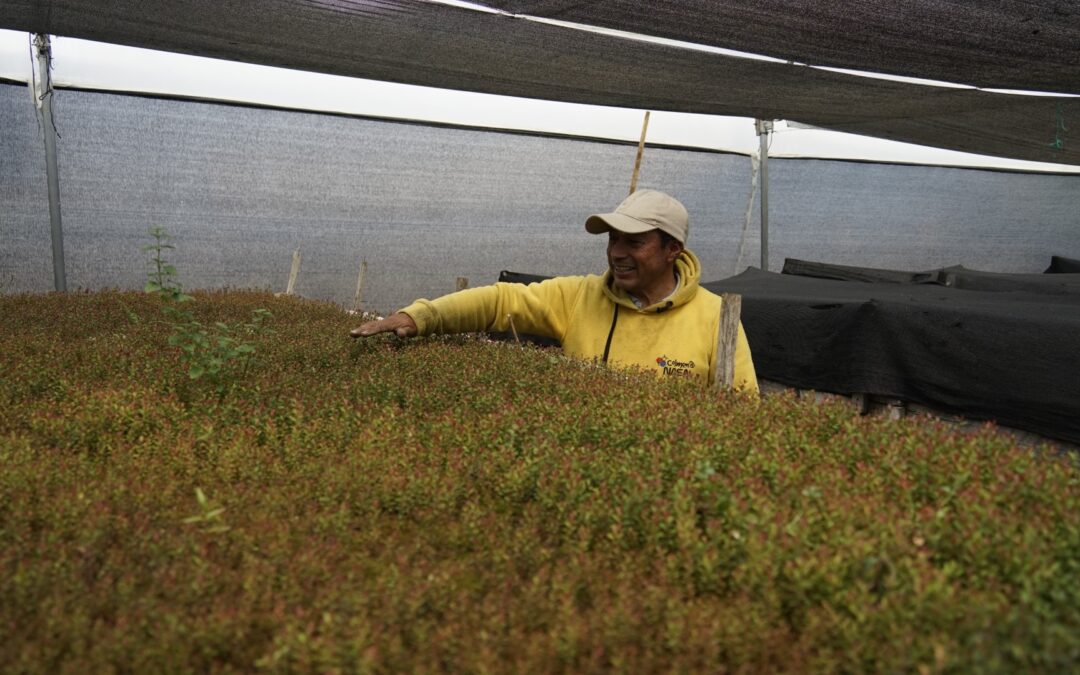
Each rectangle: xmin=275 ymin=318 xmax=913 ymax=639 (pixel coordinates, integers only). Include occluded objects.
xmin=629 ymin=111 xmax=651 ymax=195
xmin=456 ymin=277 xmax=468 ymax=291
xmin=353 ymin=260 xmax=368 ymax=312
xmin=714 ymin=293 xmax=742 ymax=390
xmin=507 ymin=313 xmax=522 ymax=346
xmin=285 ymin=248 xmax=301 ymax=295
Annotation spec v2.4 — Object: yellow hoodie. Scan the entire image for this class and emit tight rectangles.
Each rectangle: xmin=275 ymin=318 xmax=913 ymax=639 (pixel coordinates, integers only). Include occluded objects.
xmin=399 ymin=250 xmax=758 ymax=392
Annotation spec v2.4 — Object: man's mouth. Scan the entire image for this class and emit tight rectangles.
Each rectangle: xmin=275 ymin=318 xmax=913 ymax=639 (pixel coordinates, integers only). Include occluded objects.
xmin=612 ymin=265 xmax=635 ymax=274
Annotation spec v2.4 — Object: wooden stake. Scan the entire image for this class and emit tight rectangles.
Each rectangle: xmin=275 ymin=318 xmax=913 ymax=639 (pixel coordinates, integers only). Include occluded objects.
xmin=507 ymin=313 xmax=522 ymax=346
xmin=353 ymin=259 xmax=368 ymax=313
xmin=456 ymin=277 xmax=468 ymax=291
xmin=629 ymin=110 xmax=651 ymax=194
xmin=714 ymin=293 xmax=742 ymax=390
xmin=286 ymin=248 xmax=301 ymax=295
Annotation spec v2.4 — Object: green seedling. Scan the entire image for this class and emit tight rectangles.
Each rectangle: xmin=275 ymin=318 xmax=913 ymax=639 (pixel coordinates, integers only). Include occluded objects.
xmin=142 ymin=226 xmax=273 ymax=396
xmin=182 ymin=487 xmax=230 ymax=534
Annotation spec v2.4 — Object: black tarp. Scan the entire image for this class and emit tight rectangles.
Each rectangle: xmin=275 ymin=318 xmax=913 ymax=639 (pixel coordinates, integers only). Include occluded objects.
xmin=1047 ymin=256 xmax=1080 ymax=274
xmin=781 ymin=258 xmax=939 ymax=284
xmin=783 ymin=258 xmax=1080 ymax=295
xmin=704 ymin=268 xmax=1080 ymax=445
xmin=936 ymin=266 xmax=1080 ymax=295
xmin=2 ymin=0 xmax=1079 ymax=165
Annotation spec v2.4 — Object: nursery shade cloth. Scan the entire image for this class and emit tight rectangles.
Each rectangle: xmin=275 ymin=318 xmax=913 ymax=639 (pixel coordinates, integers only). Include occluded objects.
xmin=704 ymin=268 xmax=1080 ymax=445
xmin=9 ymin=85 xmax=1079 ymax=308
xmin=2 ymin=0 xmax=1079 ymax=165
xmin=483 ymin=1 xmax=1080 ymax=95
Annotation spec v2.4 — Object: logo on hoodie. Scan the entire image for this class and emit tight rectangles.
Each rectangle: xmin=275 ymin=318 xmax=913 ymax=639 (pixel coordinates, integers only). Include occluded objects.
xmin=656 ymin=355 xmax=695 ymax=377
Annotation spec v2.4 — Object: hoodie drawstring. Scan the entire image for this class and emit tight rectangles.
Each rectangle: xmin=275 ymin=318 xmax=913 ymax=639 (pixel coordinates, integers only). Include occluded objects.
xmin=601 ymin=304 xmax=620 ymax=364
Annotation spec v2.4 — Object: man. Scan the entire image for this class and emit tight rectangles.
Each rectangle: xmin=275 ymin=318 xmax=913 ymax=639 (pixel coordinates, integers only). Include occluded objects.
xmin=351 ymin=189 xmax=758 ymax=392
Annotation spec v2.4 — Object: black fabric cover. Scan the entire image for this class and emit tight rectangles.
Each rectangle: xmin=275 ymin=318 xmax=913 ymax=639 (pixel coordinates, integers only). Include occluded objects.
xmin=3 ymin=0 xmax=1079 ymax=165
xmin=782 ymin=258 xmax=939 ymax=284
xmin=936 ymin=266 xmax=1080 ymax=295
xmin=485 ymin=1 xmax=1080 ymax=95
xmin=1046 ymin=256 xmax=1080 ymax=274
xmin=704 ymin=268 xmax=1080 ymax=444
xmin=499 ymin=271 xmax=552 ymax=286
xmin=783 ymin=258 xmax=1080 ymax=295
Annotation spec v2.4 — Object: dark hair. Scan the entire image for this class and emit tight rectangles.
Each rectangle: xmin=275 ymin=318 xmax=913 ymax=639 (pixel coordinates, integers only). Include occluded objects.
xmin=658 ymin=231 xmax=682 ymax=248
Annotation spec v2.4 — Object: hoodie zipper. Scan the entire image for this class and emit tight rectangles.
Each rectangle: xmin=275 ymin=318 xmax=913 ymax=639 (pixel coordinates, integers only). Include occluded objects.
xmin=601 ymin=304 xmax=620 ymax=364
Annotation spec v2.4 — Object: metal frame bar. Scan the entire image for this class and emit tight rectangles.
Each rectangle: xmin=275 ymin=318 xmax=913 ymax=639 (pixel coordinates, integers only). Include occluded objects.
xmin=33 ymin=33 xmax=66 ymax=292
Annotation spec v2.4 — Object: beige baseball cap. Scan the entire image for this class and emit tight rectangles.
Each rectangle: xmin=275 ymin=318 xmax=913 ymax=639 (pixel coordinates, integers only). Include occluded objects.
xmin=585 ymin=189 xmax=689 ymax=243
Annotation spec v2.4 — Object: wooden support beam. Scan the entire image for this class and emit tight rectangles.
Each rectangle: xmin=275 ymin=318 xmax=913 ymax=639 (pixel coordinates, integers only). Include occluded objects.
xmin=714 ymin=293 xmax=742 ymax=390
xmin=353 ymin=260 xmax=368 ymax=312
xmin=507 ymin=313 xmax=522 ymax=346
xmin=629 ymin=110 xmax=651 ymax=195
xmin=285 ymin=248 xmax=302 ymax=295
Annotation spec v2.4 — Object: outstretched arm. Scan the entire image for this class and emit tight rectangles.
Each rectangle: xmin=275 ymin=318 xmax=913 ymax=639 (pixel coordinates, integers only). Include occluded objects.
xmin=349 ymin=312 xmax=418 ymax=338
xmin=350 ymin=280 xmax=581 ymax=341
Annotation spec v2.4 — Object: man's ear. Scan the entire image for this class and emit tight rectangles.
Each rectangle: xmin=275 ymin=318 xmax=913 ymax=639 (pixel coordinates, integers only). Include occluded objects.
xmin=666 ymin=239 xmax=684 ymax=263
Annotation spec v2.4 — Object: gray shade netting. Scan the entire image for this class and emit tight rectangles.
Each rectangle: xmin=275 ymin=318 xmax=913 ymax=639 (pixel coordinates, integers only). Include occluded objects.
xmin=2 ymin=84 xmax=1078 ymax=312
xmin=2 ymin=0 xmax=1078 ymax=165
xmin=485 ymin=1 xmax=1080 ymax=95
xmin=1 ymin=85 xmax=752 ymax=311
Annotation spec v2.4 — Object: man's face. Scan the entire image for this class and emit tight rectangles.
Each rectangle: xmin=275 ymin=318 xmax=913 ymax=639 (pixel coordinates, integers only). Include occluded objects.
xmin=606 ymin=229 xmax=682 ymax=299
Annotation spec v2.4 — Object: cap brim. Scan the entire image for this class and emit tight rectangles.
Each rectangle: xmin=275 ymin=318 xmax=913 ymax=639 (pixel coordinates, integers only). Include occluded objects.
xmin=585 ymin=213 xmax=657 ymax=235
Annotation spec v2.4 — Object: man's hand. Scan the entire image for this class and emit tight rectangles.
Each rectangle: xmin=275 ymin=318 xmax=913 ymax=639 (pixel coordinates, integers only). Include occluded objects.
xmin=349 ymin=312 xmax=418 ymax=338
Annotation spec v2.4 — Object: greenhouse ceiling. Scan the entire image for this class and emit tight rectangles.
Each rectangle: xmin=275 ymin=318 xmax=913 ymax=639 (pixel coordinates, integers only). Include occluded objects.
xmin=2 ymin=0 xmax=1078 ymax=165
